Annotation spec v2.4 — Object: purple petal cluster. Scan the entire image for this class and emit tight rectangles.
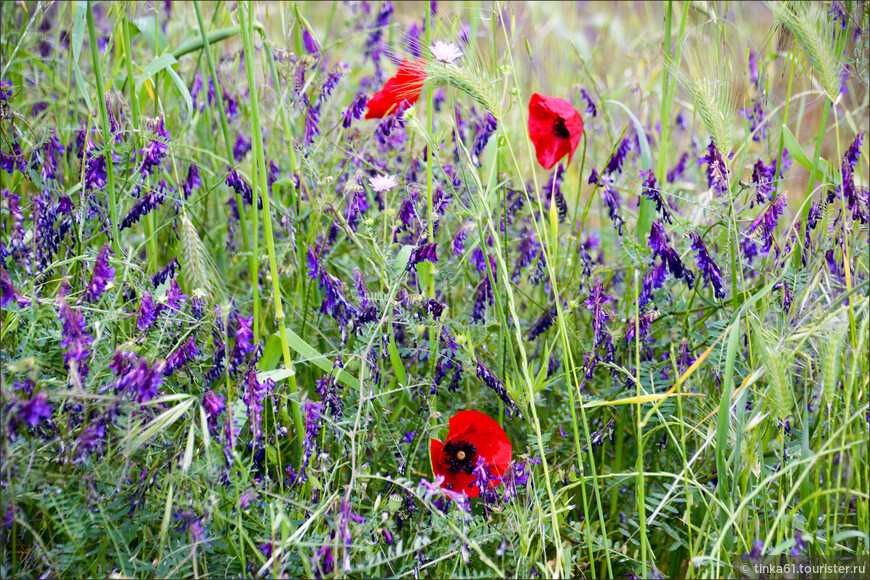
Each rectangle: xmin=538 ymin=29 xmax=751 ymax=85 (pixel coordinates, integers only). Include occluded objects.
xmin=475 ymin=358 xmax=524 ymax=420
xmin=697 ymin=138 xmax=729 ymax=195
xmin=82 ymin=244 xmax=114 ymax=303
xmin=686 ymin=231 xmax=725 ymax=300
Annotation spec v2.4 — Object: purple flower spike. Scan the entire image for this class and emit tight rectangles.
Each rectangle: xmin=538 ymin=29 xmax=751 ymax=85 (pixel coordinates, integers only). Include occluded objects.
xmin=698 ymin=138 xmax=729 ymax=195
xmin=16 ymin=393 xmax=52 ymax=428
xmin=686 ymin=231 xmax=725 ymax=300
xmin=83 ymin=244 xmax=114 ymax=303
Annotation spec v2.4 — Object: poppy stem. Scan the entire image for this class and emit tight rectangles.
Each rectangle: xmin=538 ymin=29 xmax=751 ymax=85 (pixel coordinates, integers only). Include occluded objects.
xmin=425 ymin=0 xmax=435 ymax=298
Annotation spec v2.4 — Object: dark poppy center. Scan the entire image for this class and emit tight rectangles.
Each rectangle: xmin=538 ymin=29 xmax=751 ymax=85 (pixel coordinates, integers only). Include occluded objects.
xmin=551 ymin=117 xmax=571 ymax=139
xmin=443 ymin=440 xmax=477 ymax=474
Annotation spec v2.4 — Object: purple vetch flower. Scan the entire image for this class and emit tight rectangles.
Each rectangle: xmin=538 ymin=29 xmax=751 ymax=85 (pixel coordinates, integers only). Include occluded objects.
xmin=111 ymin=351 xmax=165 ymax=402
xmin=476 ymin=358 xmax=524 ymax=420
xmin=452 ymin=223 xmax=472 ymax=256
xmin=82 ymin=244 xmax=114 ymax=303
xmin=512 ymin=230 xmax=541 ymax=282
xmin=1 ymin=269 xmax=30 ymax=308
xmin=433 ymin=88 xmax=445 ymax=112
xmin=748 ymin=193 xmax=787 ymax=256
xmin=774 ymin=279 xmax=793 ymax=312
xmin=305 ymin=64 xmax=348 ymax=146
xmin=590 ymin=169 xmax=625 ymax=235
xmin=502 ymin=458 xmax=534 ymax=502
xmin=163 ymin=336 xmax=199 ymax=376
xmin=342 ymin=93 xmax=369 ymax=128
xmin=243 ymin=369 xmax=271 ymax=446
xmin=588 ymin=418 xmax=616 ymax=448
xmin=666 ymin=152 xmax=689 ymax=185
xmin=829 ymin=1 xmax=848 ymax=30
xmin=137 ymin=292 xmax=160 ymax=330
xmin=603 ymin=138 xmax=632 ymax=176
xmin=401 ymin=431 xmax=415 ymax=444
xmin=471 ymin=113 xmax=498 ymax=167
xmin=138 ymin=117 xmax=170 ymax=179
xmin=472 ymin=274 xmax=494 ymax=323
xmin=407 ymin=22 xmax=422 ymax=57
xmin=175 ymin=511 xmax=207 ymax=544
xmin=303 ymin=28 xmax=320 ymax=53
xmin=190 ymin=72 xmax=204 ymax=111
xmin=152 ymin=257 xmax=179 ymax=288
xmin=640 ymin=169 xmax=672 ymax=223
xmin=648 ymin=221 xmax=694 ymax=289
xmin=675 ymin=110 xmax=688 ymax=131
xmin=625 ymin=310 xmax=659 ymax=343
xmin=697 ymin=138 xmax=729 ymax=195
xmin=406 ymin=240 xmax=438 ymax=270
xmin=233 ymin=132 xmax=252 ymax=162
xmin=226 ymin=168 xmax=260 ymax=209
xmin=740 ymin=99 xmax=768 ymax=142
xmin=0 ymin=80 xmax=13 ymax=101
xmin=751 ymin=157 xmax=777 ymax=203
xmin=316 ymin=357 xmax=344 ymax=418
xmin=203 ymin=391 xmax=226 ymax=429
xmin=58 ymin=285 xmax=93 ymax=378
xmin=578 ymin=88 xmax=597 ymax=117
xmin=15 ymin=393 xmax=52 ymax=428
xmin=840 ymin=131 xmax=868 ymax=224
xmin=585 ymin=278 xmax=613 ymax=347
xmin=307 ymin=246 xmax=356 ymax=336
xmin=686 ymin=231 xmax=725 ymax=300
xmin=120 ymin=180 xmax=169 ymax=230
xmin=229 ymin=314 xmax=256 ymax=376
xmin=528 ymin=307 xmax=557 ymax=340
xmin=639 ymin=260 xmax=667 ymax=308
xmin=39 ymin=130 xmax=65 ymax=181
xmin=748 ymin=50 xmax=760 ymax=89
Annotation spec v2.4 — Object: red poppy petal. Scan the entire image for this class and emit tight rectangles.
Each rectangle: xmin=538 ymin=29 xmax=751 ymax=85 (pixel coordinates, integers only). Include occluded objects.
xmin=528 ymin=93 xmax=584 ymax=169
xmin=445 ymin=410 xmax=512 ymax=477
xmin=430 ymin=438 xmax=447 ymax=477
xmin=449 ymin=471 xmax=480 ymax=498
xmin=365 ymin=60 xmax=426 ymax=119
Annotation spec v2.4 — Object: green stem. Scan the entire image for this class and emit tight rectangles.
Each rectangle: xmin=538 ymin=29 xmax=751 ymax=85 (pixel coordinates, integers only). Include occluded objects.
xmin=425 ymin=3 xmax=435 ymax=297
xmin=193 ymin=0 xmax=260 ymax=338
xmin=240 ymin=1 xmax=305 ymax=469
xmin=86 ymin=1 xmax=121 ymax=257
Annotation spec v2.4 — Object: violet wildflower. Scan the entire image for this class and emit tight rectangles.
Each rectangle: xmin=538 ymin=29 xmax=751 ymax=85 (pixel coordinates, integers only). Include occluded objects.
xmin=433 ymin=88 xmax=445 ymax=111
xmin=829 ymin=1 xmax=848 ymax=30
xmin=590 ymin=169 xmax=625 ymax=234
xmin=748 ymin=193 xmax=787 ymax=256
xmin=578 ymin=88 xmax=597 ymax=117
xmin=648 ymin=221 xmax=694 ymax=288
xmin=407 ymin=22 xmax=422 ymax=57
xmin=342 ymin=93 xmax=368 ymax=128
xmin=471 ymin=113 xmax=498 ymax=167
xmin=138 ymin=117 xmax=170 ymax=179
xmin=667 ymin=152 xmax=689 ymax=183
xmin=640 ymin=169 xmax=672 ymax=223
xmin=229 ymin=314 xmax=256 ymax=376
xmin=152 ymin=257 xmax=179 ymax=288
xmin=751 ymin=157 xmax=777 ymax=203
xmin=585 ymin=278 xmax=613 ymax=347
xmin=452 ymin=223 xmax=472 ymax=256
xmin=1 ymin=269 xmax=30 ymax=308
xmin=82 ymin=244 xmax=114 ymax=303
xmin=502 ymin=458 xmax=533 ymax=502
xmin=472 ymin=275 xmax=494 ymax=323
xmin=15 ymin=393 xmax=52 ymax=428
xmin=243 ymin=369 xmax=269 ymax=445
xmin=233 ymin=132 xmax=252 ymax=162
xmin=740 ymin=99 xmax=768 ymax=142
xmin=316 ymin=358 xmax=344 ymax=419
xmin=528 ymin=307 xmax=556 ymax=340
xmin=137 ymin=292 xmax=160 ymax=330
xmin=307 ymin=246 xmax=356 ymax=335
xmin=675 ymin=110 xmax=688 ymax=131
xmin=120 ymin=181 xmax=168 ymax=230
xmin=163 ymin=336 xmax=199 ymax=376
xmin=303 ymin=29 xmax=320 ymax=53
xmin=203 ymin=391 xmax=226 ymax=430
xmin=697 ymin=138 xmax=729 ymax=195
xmin=639 ymin=260 xmax=667 ymax=308
xmin=841 ymin=131 xmax=868 ymax=223
xmin=686 ymin=231 xmax=725 ymax=300
xmin=512 ymin=230 xmax=540 ymax=282
xmin=112 ymin=352 xmax=164 ymax=402
xmin=58 ymin=286 xmax=93 ymax=378
xmin=407 ymin=240 xmax=438 ymax=270
xmin=625 ymin=310 xmax=659 ymax=343
xmin=603 ymin=138 xmax=632 ymax=176
xmin=39 ymin=130 xmax=64 ymax=181
xmin=226 ymin=168 xmax=259 ymax=209
xmin=476 ymin=358 xmax=524 ymax=420
xmin=748 ymin=50 xmax=760 ymax=89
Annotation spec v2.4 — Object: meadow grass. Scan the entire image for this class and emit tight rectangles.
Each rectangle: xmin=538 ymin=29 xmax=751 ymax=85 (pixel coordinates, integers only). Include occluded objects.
xmin=0 ymin=1 xmax=868 ymax=578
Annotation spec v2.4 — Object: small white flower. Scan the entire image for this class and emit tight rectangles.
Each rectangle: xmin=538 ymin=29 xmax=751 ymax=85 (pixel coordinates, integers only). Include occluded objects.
xmin=430 ymin=41 xmax=463 ymax=64
xmin=369 ymin=174 xmax=399 ymax=193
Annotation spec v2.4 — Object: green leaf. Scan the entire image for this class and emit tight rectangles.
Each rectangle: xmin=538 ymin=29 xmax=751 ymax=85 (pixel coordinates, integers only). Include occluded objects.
xmin=388 ymin=331 xmax=408 ymax=387
xmin=260 ymin=333 xmax=283 ymax=372
xmin=283 ymin=327 xmax=360 ymax=390
xmin=135 ymin=54 xmax=179 ymax=92
xmin=164 ymin=66 xmax=193 ymax=121
xmin=131 ymin=16 xmax=170 ymax=56
xmin=72 ymin=2 xmax=93 ymax=113
xmin=781 ymin=124 xmax=834 ymax=183
xmin=171 ymin=26 xmax=242 ymax=60
xmin=256 ymin=368 xmax=296 ymax=384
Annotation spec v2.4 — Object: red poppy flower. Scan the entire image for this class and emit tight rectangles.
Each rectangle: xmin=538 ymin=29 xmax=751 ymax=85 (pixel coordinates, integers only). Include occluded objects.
xmin=430 ymin=409 xmax=512 ymax=498
xmin=364 ymin=59 xmax=427 ymax=120
xmin=528 ymin=93 xmax=584 ymax=170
